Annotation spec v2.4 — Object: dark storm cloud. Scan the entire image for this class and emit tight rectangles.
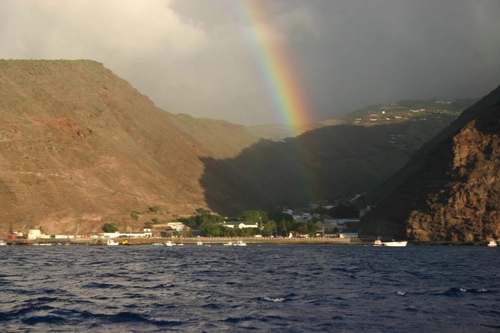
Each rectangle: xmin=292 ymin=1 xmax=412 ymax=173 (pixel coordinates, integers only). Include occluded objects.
xmin=0 ymin=0 xmax=499 ymax=126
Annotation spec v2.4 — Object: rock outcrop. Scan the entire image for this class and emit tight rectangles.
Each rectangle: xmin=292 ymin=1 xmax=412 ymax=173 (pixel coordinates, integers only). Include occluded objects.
xmin=359 ymin=85 xmax=500 ymax=242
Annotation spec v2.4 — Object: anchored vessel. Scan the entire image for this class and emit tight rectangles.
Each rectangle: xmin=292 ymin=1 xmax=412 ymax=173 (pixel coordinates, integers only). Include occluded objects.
xmin=487 ymin=240 xmax=497 ymax=247
xmin=383 ymin=240 xmax=408 ymax=247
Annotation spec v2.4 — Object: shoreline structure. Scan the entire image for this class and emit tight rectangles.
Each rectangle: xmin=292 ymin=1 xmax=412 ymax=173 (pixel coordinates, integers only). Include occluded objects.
xmin=0 ymin=237 xmax=491 ymax=246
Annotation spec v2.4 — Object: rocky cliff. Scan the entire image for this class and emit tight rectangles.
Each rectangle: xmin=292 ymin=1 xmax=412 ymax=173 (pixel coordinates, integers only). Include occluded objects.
xmin=359 ymin=85 xmax=500 ymax=242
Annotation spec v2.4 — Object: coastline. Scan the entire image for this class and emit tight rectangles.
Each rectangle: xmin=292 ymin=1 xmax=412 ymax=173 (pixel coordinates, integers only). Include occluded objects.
xmin=0 ymin=237 xmax=494 ymax=246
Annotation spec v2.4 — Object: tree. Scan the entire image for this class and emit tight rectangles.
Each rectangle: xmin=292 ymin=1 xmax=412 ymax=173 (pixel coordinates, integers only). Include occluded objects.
xmin=102 ymin=223 xmax=118 ymax=233
xmin=262 ymin=220 xmax=277 ymax=236
xmin=278 ymin=219 xmax=293 ymax=237
xmin=268 ymin=211 xmax=293 ymax=223
xmin=201 ymin=222 xmax=223 ymax=237
xmin=306 ymin=220 xmax=319 ymax=235
xmin=178 ymin=208 xmax=224 ymax=229
xmin=237 ymin=210 xmax=267 ymax=226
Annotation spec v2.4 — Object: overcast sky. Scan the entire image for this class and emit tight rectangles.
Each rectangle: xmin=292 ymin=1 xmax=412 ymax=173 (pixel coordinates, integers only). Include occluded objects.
xmin=1 ymin=0 xmax=499 ymax=126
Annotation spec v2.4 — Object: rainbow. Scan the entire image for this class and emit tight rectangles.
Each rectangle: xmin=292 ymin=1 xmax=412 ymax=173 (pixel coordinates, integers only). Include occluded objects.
xmin=231 ymin=0 xmax=311 ymax=136
xmin=229 ymin=0 xmax=318 ymax=201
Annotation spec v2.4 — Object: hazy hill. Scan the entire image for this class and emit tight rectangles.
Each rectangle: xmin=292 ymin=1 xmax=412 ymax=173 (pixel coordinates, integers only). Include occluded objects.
xmin=247 ymin=99 xmax=478 ymax=141
xmin=359 ymin=85 xmax=500 ymax=243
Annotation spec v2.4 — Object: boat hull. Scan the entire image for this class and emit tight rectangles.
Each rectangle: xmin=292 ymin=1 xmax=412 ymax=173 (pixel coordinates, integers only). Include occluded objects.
xmin=383 ymin=241 xmax=408 ymax=247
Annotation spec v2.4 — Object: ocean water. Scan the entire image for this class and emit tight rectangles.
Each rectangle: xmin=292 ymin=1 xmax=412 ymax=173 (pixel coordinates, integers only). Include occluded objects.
xmin=0 ymin=244 xmax=499 ymax=332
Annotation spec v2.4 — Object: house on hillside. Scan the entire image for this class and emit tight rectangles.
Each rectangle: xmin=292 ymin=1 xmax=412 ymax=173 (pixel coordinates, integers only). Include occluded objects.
xmin=292 ymin=210 xmax=311 ymax=222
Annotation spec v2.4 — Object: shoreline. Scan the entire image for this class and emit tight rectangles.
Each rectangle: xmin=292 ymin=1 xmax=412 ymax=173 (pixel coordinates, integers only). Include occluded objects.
xmin=1 ymin=237 xmax=493 ymax=246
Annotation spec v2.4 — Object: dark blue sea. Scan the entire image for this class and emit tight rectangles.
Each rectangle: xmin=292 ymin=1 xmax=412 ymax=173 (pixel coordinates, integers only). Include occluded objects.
xmin=1 ymin=244 xmax=499 ymax=332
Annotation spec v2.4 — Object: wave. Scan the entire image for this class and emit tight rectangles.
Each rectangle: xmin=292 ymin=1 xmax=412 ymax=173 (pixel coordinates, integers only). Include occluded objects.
xmin=441 ymin=287 xmax=495 ymax=296
xmin=22 ymin=314 xmax=66 ymax=325
xmin=261 ymin=297 xmax=286 ymax=303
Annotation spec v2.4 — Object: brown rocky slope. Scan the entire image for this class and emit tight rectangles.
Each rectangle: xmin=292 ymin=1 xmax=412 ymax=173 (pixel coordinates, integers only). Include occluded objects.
xmin=0 ymin=60 xmax=259 ymax=234
xmin=359 ymin=85 xmax=500 ymax=242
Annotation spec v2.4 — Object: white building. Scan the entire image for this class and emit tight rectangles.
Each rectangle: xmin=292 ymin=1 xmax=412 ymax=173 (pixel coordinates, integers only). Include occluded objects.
xmin=167 ymin=222 xmax=186 ymax=232
xmin=224 ymin=221 xmax=258 ymax=229
xmin=27 ymin=229 xmax=51 ymax=240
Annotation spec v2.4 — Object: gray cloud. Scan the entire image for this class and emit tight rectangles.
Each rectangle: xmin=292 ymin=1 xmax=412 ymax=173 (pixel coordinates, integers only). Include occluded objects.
xmin=1 ymin=0 xmax=499 ymax=126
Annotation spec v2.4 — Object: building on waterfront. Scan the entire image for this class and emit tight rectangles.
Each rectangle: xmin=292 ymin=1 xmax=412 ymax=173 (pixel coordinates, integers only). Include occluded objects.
xmin=27 ymin=229 xmax=51 ymax=240
xmin=101 ymin=228 xmax=152 ymax=238
xmin=224 ymin=221 xmax=258 ymax=229
xmin=338 ymin=232 xmax=359 ymax=239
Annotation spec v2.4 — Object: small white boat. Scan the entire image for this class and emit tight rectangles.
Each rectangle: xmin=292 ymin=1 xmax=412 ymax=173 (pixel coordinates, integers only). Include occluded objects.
xmin=233 ymin=240 xmax=247 ymax=247
xmin=383 ymin=240 xmax=408 ymax=247
xmin=373 ymin=239 xmax=383 ymax=246
xmin=196 ymin=241 xmax=203 ymax=246
xmin=487 ymin=240 xmax=497 ymax=247
xmin=165 ymin=241 xmax=175 ymax=247
xmin=106 ymin=239 xmax=120 ymax=246
xmin=222 ymin=241 xmax=233 ymax=246
xmin=0 ymin=240 xmax=7 ymax=246
xmin=151 ymin=242 xmax=163 ymax=246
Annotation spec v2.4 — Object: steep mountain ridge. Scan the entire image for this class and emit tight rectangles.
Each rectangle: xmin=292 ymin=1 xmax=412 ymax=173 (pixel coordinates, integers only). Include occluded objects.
xmin=359 ymin=85 xmax=500 ymax=242
xmin=0 ymin=60 xmax=259 ymax=234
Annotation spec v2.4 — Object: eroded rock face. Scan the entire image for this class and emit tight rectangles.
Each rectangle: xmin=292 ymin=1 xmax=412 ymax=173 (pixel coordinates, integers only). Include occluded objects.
xmin=360 ymin=86 xmax=500 ymax=242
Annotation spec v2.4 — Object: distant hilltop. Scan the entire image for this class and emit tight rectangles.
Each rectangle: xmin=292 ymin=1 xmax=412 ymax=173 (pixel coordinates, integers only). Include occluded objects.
xmin=246 ymin=98 xmax=478 ymax=141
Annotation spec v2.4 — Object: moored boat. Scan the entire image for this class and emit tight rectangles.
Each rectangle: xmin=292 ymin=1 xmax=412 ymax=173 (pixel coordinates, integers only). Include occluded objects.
xmin=233 ymin=240 xmax=247 ymax=247
xmin=165 ymin=241 xmax=175 ymax=247
xmin=383 ymin=240 xmax=408 ymax=247
xmin=222 ymin=241 xmax=233 ymax=246
xmin=487 ymin=240 xmax=497 ymax=247
xmin=0 ymin=240 xmax=7 ymax=246
xmin=373 ymin=239 xmax=383 ymax=246
xmin=106 ymin=239 xmax=120 ymax=246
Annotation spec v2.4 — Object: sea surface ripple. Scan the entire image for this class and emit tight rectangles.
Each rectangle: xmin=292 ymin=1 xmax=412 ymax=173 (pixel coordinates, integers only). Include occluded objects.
xmin=0 ymin=244 xmax=499 ymax=332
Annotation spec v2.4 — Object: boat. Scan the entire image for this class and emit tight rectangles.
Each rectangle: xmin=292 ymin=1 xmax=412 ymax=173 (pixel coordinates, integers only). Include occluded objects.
xmin=165 ymin=241 xmax=175 ymax=247
xmin=222 ymin=241 xmax=233 ymax=246
xmin=233 ymin=240 xmax=247 ymax=246
xmin=196 ymin=241 xmax=203 ymax=246
xmin=383 ymin=240 xmax=408 ymax=247
xmin=151 ymin=242 xmax=163 ymax=246
xmin=106 ymin=239 xmax=120 ymax=246
xmin=487 ymin=240 xmax=497 ymax=247
xmin=0 ymin=240 xmax=7 ymax=246
xmin=373 ymin=239 xmax=383 ymax=246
